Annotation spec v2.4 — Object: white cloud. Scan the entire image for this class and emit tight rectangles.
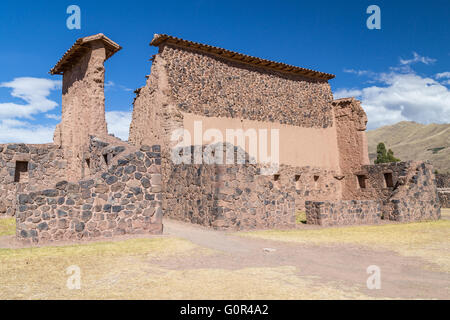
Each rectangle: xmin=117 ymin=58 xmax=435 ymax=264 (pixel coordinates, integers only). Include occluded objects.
xmin=399 ymin=52 xmax=436 ymax=65
xmin=0 ymin=119 xmax=54 ymax=143
xmin=0 ymin=77 xmax=61 ymax=143
xmin=334 ymin=88 xmax=363 ymax=99
xmin=337 ymin=73 xmax=450 ymax=129
xmin=0 ymin=77 xmax=61 ymax=119
xmin=435 ymin=72 xmax=450 ymax=79
xmin=45 ymin=114 xmax=61 ymax=121
xmin=105 ymin=111 xmax=132 ymax=141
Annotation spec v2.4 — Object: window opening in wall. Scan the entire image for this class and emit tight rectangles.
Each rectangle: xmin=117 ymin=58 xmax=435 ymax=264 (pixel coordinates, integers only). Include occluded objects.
xmin=313 ymin=175 xmax=320 ymax=188
xmin=103 ymin=154 xmax=109 ymax=165
xmin=85 ymin=158 xmax=91 ymax=169
xmin=295 ymin=175 xmax=301 ymax=190
xmin=357 ymin=175 xmax=367 ymax=189
xmin=14 ymin=161 xmax=29 ymax=183
xmin=384 ymin=172 xmax=394 ymax=188
xmin=274 ymin=174 xmax=281 ymax=188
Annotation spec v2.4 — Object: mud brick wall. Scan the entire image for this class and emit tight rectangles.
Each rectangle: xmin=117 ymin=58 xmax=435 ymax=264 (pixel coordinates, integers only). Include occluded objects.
xmin=305 ymin=200 xmax=382 ymax=226
xmin=0 ymin=143 xmax=67 ymax=217
xmin=159 ymin=44 xmax=334 ymax=128
xmin=384 ymin=162 xmax=441 ymax=222
xmin=16 ymin=145 xmax=163 ymax=243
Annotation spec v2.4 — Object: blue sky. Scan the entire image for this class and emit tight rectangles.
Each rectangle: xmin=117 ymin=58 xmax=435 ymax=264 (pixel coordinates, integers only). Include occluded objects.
xmin=0 ymin=0 xmax=449 ymax=142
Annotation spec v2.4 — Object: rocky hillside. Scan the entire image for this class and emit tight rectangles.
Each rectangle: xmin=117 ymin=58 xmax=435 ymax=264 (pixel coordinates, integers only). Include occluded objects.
xmin=367 ymin=121 xmax=450 ymax=173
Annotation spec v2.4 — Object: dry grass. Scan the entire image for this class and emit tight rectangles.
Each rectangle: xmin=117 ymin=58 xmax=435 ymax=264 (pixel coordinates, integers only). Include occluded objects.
xmin=295 ymin=210 xmax=307 ymax=224
xmin=0 ymin=235 xmax=377 ymax=300
xmin=240 ymin=220 xmax=450 ymax=272
xmin=0 ymin=217 xmax=15 ymax=236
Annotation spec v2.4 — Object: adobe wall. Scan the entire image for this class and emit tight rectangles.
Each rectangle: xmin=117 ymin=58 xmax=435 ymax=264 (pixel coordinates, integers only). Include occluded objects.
xmin=129 ymin=44 xmax=342 ymax=164
xmin=0 ymin=143 xmax=67 ymax=217
xmin=306 ymin=200 xmax=382 ymax=226
xmin=333 ymin=98 xmax=371 ymax=199
xmin=16 ymin=142 xmax=163 ymax=243
xmin=53 ymin=40 xmax=110 ymax=181
xmin=181 ymin=112 xmax=340 ymax=169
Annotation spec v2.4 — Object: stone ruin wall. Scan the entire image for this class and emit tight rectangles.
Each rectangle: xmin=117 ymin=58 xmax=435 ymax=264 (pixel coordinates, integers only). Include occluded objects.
xmin=160 ymin=44 xmax=335 ymax=128
xmin=0 ymin=143 xmax=67 ymax=217
xmin=332 ymin=98 xmax=371 ymax=200
xmin=53 ymin=39 xmax=110 ymax=181
xmin=128 ymin=42 xmax=349 ymax=230
xmin=161 ymin=144 xmax=342 ymax=230
xmin=305 ymin=161 xmax=441 ymax=225
xmin=385 ymin=162 xmax=441 ymax=221
xmin=436 ymin=173 xmax=450 ymax=208
xmin=306 ymin=200 xmax=382 ymax=227
xmin=16 ymin=139 xmax=163 ymax=243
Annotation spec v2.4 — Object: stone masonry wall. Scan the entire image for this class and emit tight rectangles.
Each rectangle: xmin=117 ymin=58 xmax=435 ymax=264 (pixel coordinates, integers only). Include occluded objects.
xmin=0 ymin=143 xmax=67 ymax=217
xmin=436 ymin=174 xmax=450 ymax=208
xmin=16 ymin=144 xmax=163 ymax=243
xmin=160 ymin=44 xmax=335 ymax=129
xmin=306 ymin=200 xmax=382 ymax=226
xmin=306 ymin=161 xmax=440 ymax=225
xmin=162 ymin=145 xmax=342 ymax=230
xmin=438 ymin=191 xmax=450 ymax=208
xmin=384 ymin=162 xmax=441 ymax=222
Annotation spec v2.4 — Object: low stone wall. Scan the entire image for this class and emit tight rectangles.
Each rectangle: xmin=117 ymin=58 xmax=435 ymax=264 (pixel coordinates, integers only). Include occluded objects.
xmin=384 ymin=162 xmax=441 ymax=222
xmin=436 ymin=174 xmax=450 ymax=188
xmin=0 ymin=143 xmax=67 ymax=217
xmin=16 ymin=145 xmax=163 ymax=243
xmin=438 ymin=189 xmax=450 ymax=208
xmin=305 ymin=200 xmax=382 ymax=226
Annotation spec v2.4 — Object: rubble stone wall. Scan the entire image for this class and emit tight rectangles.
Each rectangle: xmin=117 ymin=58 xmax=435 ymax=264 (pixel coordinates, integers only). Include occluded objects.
xmin=436 ymin=174 xmax=450 ymax=208
xmin=436 ymin=174 xmax=450 ymax=188
xmin=0 ymin=143 xmax=67 ymax=217
xmin=384 ymin=162 xmax=441 ymax=222
xmin=306 ymin=200 xmax=382 ymax=226
xmin=438 ymin=190 xmax=450 ymax=208
xmin=162 ymin=145 xmax=342 ymax=230
xmin=15 ymin=144 xmax=163 ymax=243
xmin=160 ymin=44 xmax=335 ymax=129
xmin=306 ymin=161 xmax=441 ymax=225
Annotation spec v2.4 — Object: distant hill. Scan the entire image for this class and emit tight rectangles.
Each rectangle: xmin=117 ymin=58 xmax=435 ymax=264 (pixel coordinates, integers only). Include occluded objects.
xmin=367 ymin=121 xmax=450 ymax=173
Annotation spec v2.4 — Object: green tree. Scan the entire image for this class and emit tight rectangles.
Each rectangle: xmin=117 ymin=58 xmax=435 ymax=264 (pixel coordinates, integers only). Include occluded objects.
xmin=375 ymin=142 xmax=400 ymax=164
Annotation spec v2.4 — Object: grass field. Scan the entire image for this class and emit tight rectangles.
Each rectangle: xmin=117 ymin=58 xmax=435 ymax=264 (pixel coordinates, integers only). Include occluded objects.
xmin=0 ymin=211 xmax=448 ymax=299
xmin=0 ymin=217 xmax=15 ymax=236
xmin=0 ymin=234 xmax=373 ymax=300
xmin=241 ymin=215 xmax=450 ymax=273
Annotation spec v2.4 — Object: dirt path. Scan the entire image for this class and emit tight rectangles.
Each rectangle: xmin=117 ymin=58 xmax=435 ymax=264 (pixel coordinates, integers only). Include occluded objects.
xmin=162 ymin=219 xmax=450 ymax=299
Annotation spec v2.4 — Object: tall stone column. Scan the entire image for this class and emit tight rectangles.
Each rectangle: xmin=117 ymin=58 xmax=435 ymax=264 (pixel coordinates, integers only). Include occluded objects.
xmin=332 ymin=98 xmax=370 ymax=199
xmin=50 ymin=34 xmax=121 ymax=181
